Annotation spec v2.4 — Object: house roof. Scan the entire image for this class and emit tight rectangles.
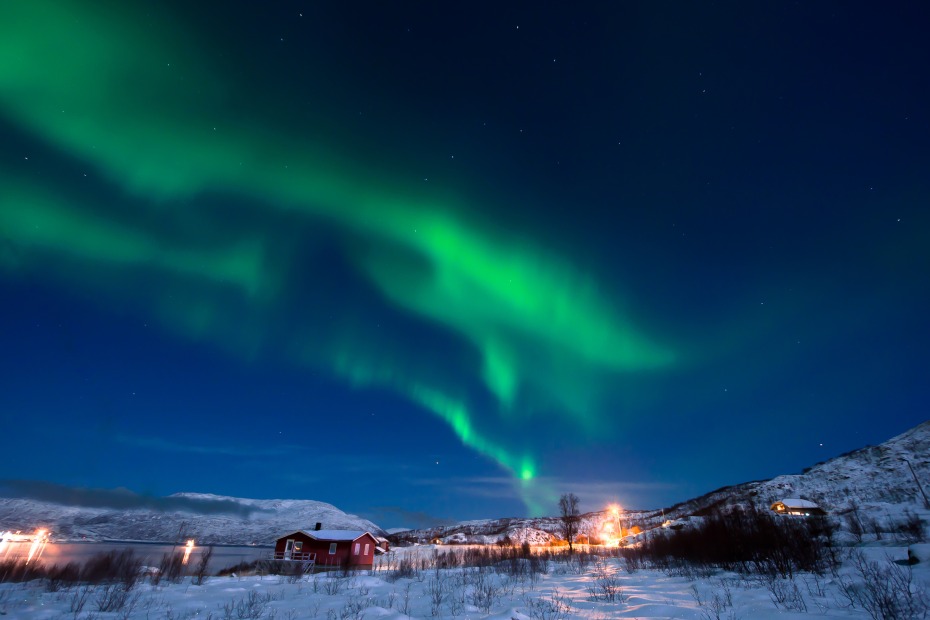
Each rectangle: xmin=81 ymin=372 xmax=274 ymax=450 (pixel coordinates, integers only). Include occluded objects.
xmin=277 ymin=529 xmax=374 ymax=542
xmin=775 ymin=498 xmax=820 ymax=509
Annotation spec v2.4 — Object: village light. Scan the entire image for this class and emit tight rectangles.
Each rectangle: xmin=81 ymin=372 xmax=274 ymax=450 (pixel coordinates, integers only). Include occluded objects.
xmin=26 ymin=529 xmax=49 ymax=564
xmin=182 ymin=539 xmax=195 ymax=565
xmin=601 ymin=504 xmax=623 ymax=546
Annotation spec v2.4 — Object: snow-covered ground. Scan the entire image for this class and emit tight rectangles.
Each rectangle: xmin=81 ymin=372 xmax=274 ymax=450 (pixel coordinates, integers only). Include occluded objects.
xmin=2 ymin=542 xmax=927 ymax=619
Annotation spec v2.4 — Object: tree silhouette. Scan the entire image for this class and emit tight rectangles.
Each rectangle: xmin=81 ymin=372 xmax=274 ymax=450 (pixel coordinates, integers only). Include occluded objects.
xmin=559 ymin=493 xmax=581 ymax=553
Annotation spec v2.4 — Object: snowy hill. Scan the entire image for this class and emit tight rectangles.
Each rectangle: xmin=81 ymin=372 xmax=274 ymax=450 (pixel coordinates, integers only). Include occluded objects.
xmin=0 ymin=492 xmax=385 ymax=544
xmin=392 ymin=420 xmax=930 ymax=545
xmin=647 ymin=420 xmax=930 ymax=524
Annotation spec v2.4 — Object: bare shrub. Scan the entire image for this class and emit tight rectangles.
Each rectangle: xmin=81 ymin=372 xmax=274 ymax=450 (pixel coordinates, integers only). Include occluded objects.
xmin=157 ymin=551 xmax=185 ymax=584
xmin=0 ymin=558 xmax=48 ymax=583
xmin=766 ymin=578 xmax=807 ymax=612
xmin=192 ymin=546 xmax=214 ymax=585
xmin=94 ymin=583 xmax=141 ymax=613
xmin=70 ymin=585 xmax=92 ymax=614
xmin=394 ymin=581 xmax=410 ymax=615
xmin=426 ymin=574 xmax=445 ymax=616
xmin=336 ymin=596 xmax=371 ymax=620
xmin=321 ymin=574 xmax=344 ymax=595
xmin=217 ymin=559 xmax=259 ymax=577
xmin=229 ymin=590 xmax=275 ymax=620
xmin=864 ymin=516 xmax=884 ymax=541
xmin=838 ymin=551 xmax=930 ymax=619
xmin=524 ymin=588 xmax=572 ymax=619
xmin=384 ymin=554 xmax=419 ymax=582
xmin=471 ymin=568 xmax=501 ymax=614
xmin=79 ymin=549 xmax=143 ymax=589
xmin=691 ymin=580 xmax=737 ymax=620
xmin=639 ymin=505 xmax=836 ymax=577
xmin=844 ymin=507 xmax=865 ymax=543
xmin=45 ymin=561 xmax=81 ymax=591
xmin=587 ymin=557 xmax=626 ymax=603
xmin=890 ymin=510 xmax=926 ymax=544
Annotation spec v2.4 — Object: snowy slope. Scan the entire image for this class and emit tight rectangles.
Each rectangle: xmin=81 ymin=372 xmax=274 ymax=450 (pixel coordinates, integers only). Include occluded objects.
xmin=394 ymin=420 xmax=930 ymax=544
xmin=0 ymin=492 xmax=385 ymax=544
xmin=647 ymin=419 xmax=930 ymax=523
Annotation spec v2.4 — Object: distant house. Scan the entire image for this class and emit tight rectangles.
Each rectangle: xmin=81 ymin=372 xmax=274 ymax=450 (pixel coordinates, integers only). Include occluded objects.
xmin=273 ymin=528 xmax=379 ymax=570
xmin=771 ymin=498 xmax=827 ymax=516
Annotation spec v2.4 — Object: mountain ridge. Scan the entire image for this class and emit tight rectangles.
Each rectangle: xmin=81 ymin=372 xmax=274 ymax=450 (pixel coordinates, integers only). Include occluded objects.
xmin=390 ymin=420 xmax=930 ymax=545
xmin=0 ymin=491 xmax=386 ymax=544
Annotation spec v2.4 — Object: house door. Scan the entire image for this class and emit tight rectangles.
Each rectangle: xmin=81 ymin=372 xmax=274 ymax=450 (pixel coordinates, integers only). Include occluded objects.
xmin=284 ymin=539 xmax=295 ymax=560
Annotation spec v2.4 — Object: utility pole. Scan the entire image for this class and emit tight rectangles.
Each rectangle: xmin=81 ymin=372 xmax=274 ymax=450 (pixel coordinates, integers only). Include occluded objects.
xmin=903 ymin=458 xmax=930 ymax=509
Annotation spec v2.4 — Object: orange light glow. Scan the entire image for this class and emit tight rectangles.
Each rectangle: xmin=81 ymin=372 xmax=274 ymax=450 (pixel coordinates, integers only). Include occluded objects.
xmin=26 ymin=529 xmax=49 ymax=563
xmin=182 ymin=539 xmax=195 ymax=565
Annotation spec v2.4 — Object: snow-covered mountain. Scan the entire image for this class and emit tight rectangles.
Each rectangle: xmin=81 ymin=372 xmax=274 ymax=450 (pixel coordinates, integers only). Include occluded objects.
xmin=648 ymin=420 xmax=930 ymax=523
xmin=392 ymin=420 xmax=930 ymax=545
xmin=0 ymin=492 xmax=385 ymax=544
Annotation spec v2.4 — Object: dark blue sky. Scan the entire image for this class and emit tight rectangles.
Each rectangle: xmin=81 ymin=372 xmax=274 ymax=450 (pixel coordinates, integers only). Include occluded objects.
xmin=1 ymin=1 xmax=927 ymax=529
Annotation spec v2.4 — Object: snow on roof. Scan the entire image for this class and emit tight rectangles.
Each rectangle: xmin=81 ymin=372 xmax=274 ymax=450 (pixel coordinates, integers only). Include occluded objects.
xmin=300 ymin=529 xmax=372 ymax=541
xmin=777 ymin=498 xmax=820 ymax=508
xmin=276 ymin=529 xmax=374 ymax=542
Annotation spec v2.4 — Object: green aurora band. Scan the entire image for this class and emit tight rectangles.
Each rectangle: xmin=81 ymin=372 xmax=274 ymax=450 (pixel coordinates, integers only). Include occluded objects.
xmin=0 ymin=1 xmax=675 ymax=513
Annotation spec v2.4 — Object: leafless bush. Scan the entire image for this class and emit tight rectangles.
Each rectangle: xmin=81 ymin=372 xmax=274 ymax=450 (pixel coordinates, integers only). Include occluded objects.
xmin=837 ymin=551 xmax=929 ymax=620
xmin=321 ymin=574 xmax=345 ymax=595
xmin=192 ymin=546 xmax=214 ymax=585
xmin=864 ymin=516 xmax=884 ymax=541
xmin=70 ymin=585 xmax=92 ymax=614
xmin=337 ymin=595 xmax=371 ymax=620
xmin=691 ymin=581 xmax=737 ymax=620
xmin=80 ymin=549 xmax=143 ymax=590
xmin=157 ymin=551 xmax=185 ymax=584
xmin=384 ymin=555 xmax=419 ymax=582
xmin=641 ymin=505 xmax=836 ymax=577
xmin=845 ymin=508 xmax=865 ymax=543
xmin=805 ymin=572 xmax=828 ymax=598
xmin=399 ymin=582 xmax=412 ymax=615
xmin=766 ymin=578 xmax=807 ymax=612
xmin=471 ymin=568 xmax=501 ymax=614
xmin=524 ymin=588 xmax=572 ymax=619
xmin=0 ymin=558 xmax=47 ymax=583
xmin=587 ymin=557 xmax=626 ymax=603
xmin=447 ymin=577 xmax=465 ymax=617
xmin=228 ymin=590 xmax=275 ymax=620
xmin=890 ymin=510 xmax=926 ymax=544
xmin=621 ymin=548 xmax=645 ymax=573
xmin=426 ymin=574 xmax=445 ymax=616
xmin=45 ymin=561 xmax=81 ymax=591
xmin=216 ymin=559 xmax=259 ymax=577
xmin=94 ymin=583 xmax=141 ymax=613
xmin=284 ymin=560 xmax=310 ymax=584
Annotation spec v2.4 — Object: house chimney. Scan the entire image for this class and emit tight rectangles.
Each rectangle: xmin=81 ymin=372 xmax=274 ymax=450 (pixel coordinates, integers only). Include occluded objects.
xmin=314 ymin=522 xmax=322 ymax=531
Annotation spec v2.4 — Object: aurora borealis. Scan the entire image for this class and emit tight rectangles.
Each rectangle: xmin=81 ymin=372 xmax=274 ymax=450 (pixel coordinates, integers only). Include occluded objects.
xmin=2 ymin=2 xmax=928 ymax=527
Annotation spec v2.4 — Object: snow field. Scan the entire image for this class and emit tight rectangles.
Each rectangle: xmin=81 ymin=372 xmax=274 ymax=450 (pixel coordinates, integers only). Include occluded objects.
xmin=1 ymin=543 xmax=928 ymax=619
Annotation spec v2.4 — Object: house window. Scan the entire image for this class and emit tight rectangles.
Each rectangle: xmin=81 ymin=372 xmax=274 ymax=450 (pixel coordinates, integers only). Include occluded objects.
xmin=354 ymin=543 xmax=360 ymax=555
xmin=294 ymin=541 xmax=303 ymax=553
xmin=364 ymin=544 xmax=369 ymax=555
xmin=329 ymin=543 xmax=337 ymax=555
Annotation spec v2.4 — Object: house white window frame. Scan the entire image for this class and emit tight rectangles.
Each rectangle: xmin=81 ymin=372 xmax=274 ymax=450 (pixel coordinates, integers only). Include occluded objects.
xmin=364 ymin=543 xmax=370 ymax=555
xmin=354 ymin=543 xmax=360 ymax=555
xmin=328 ymin=543 xmax=337 ymax=555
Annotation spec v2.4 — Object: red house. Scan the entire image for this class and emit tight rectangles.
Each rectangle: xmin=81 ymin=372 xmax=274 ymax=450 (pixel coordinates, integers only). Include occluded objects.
xmin=273 ymin=529 xmax=379 ymax=570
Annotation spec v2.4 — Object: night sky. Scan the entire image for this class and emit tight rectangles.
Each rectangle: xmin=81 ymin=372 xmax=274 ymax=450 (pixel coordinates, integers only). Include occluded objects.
xmin=1 ymin=2 xmax=928 ymax=529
